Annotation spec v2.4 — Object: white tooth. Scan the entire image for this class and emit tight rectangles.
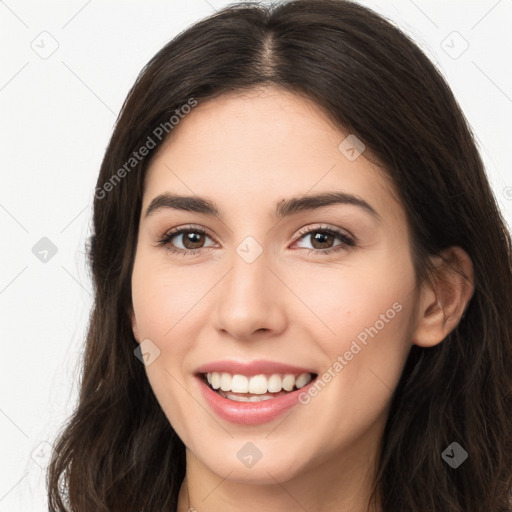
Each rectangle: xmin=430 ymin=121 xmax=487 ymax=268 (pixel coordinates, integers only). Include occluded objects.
xmin=295 ymin=373 xmax=312 ymax=389
xmin=267 ymin=374 xmax=282 ymax=393
xmin=229 ymin=393 xmax=274 ymax=402
xmin=282 ymin=374 xmax=296 ymax=391
xmin=220 ymin=372 xmax=232 ymax=391
xmin=231 ymin=374 xmax=249 ymax=393
xmin=211 ymin=371 xmax=313 ymax=394
xmin=227 ymin=393 xmax=249 ymax=402
xmin=221 ymin=391 xmax=252 ymax=402
xmin=248 ymin=374 xmax=268 ymax=394
xmin=219 ymin=388 xmax=281 ymax=402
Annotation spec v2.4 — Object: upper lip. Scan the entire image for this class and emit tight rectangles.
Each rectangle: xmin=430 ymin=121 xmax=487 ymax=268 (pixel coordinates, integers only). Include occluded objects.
xmin=195 ymin=359 xmax=317 ymax=377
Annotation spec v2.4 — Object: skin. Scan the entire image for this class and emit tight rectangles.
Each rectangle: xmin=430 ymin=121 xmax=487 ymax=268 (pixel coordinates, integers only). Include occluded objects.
xmin=130 ymin=86 xmax=474 ymax=512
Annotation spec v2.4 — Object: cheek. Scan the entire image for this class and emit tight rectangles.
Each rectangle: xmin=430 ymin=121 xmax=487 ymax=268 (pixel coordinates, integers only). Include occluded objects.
xmin=297 ymin=278 xmax=414 ymax=440
xmin=131 ymin=259 xmax=201 ymax=433
xmin=291 ymin=258 xmax=414 ymax=376
xmin=131 ymin=256 xmax=209 ymax=396
xmin=131 ymin=256 xmax=208 ymax=339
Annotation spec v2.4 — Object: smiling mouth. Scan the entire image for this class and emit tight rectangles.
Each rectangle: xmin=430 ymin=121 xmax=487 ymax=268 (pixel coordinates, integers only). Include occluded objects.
xmin=200 ymin=371 xmax=318 ymax=402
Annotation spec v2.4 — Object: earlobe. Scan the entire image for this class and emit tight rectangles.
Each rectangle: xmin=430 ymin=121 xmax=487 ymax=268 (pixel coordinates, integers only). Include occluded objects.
xmin=412 ymin=246 xmax=474 ymax=348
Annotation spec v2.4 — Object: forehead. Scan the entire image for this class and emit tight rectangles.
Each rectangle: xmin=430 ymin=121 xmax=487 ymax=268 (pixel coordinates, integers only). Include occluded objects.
xmin=143 ymin=87 xmax=402 ymax=225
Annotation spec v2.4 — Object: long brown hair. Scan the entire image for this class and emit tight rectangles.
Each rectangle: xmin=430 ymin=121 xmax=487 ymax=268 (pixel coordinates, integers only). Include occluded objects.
xmin=47 ymin=1 xmax=512 ymax=510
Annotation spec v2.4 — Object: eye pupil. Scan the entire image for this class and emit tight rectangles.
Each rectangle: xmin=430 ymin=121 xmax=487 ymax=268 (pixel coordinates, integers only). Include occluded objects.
xmin=183 ymin=232 xmax=204 ymax=249
xmin=312 ymin=232 xmax=333 ymax=249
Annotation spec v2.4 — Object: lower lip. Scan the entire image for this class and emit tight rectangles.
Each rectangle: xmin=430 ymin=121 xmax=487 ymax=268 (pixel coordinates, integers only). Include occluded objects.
xmin=196 ymin=375 xmax=316 ymax=425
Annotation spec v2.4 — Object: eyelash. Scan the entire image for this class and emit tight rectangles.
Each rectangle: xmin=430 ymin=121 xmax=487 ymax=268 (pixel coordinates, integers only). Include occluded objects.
xmin=157 ymin=223 xmax=356 ymax=257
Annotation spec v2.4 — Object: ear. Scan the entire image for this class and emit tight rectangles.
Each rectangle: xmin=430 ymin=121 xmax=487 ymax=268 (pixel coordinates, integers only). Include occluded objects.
xmin=129 ymin=304 xmax=141 ymax=344
xmin=412 ymin=246 xmax=474 ymax=348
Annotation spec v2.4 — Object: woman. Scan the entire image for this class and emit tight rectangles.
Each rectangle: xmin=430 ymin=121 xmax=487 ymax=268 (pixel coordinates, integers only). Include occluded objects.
xmin=47 ymin=1 xmax=512 ymax=511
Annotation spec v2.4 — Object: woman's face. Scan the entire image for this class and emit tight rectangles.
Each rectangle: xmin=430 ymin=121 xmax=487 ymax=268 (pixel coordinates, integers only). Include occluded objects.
xmin=131 ymin=86 xmax=420 ymax=487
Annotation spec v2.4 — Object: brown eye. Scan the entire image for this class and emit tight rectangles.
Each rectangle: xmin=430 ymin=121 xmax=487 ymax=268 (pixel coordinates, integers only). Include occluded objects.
xmin=180 ymin=231 xmax=206 ymax=249
xmin=157 ymin=226 xmax=216 ymax=256
xmin=293 ymin=225 xmax=355 ymax=256
xmin=309 ymin=231 xmax=336 ymax=250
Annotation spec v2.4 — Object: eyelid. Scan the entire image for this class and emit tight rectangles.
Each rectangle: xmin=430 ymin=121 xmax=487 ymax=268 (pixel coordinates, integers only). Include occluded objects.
xmin=293 ymin=223 xmax=355 ymax=243
xmin=157 ymin=224 xmax=218 ymax=246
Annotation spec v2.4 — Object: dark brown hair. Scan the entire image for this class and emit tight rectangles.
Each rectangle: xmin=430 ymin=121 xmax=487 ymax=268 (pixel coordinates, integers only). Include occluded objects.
xmin=47 ymin=1 xmax=512 ymax=510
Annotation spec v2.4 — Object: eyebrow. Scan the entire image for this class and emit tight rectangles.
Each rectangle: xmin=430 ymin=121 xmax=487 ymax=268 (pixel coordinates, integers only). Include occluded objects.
xmin=144 ymin=191 xmax=381 ymax=221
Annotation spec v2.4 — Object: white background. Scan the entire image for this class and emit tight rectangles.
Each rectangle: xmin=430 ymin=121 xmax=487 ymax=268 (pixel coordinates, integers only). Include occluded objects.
xmin=0 ymin=0 xmax=511 ymax=510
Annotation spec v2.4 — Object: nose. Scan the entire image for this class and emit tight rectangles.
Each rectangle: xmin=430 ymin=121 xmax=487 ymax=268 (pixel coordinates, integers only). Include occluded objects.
xmin=212 ymin=247 xmax=288 ymax=341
